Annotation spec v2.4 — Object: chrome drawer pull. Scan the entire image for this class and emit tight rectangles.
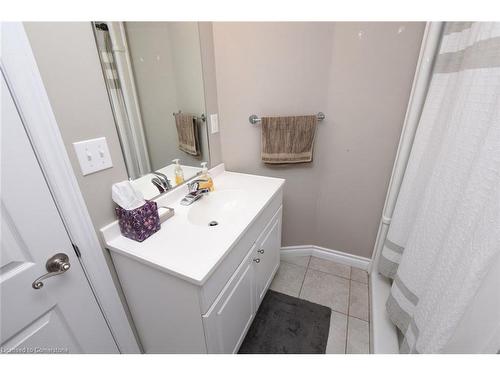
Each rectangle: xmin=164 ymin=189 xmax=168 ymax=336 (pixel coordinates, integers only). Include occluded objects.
xmin=253 ymin=258 xmax=260 ymax=263
xmin=258 ymin=249 xmax=264 ymax=254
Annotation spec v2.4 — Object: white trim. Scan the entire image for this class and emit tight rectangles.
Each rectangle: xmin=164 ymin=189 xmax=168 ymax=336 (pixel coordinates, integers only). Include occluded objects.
xmin=280 ymin=245 xmax=371 ymax=271
xmin=1 ymin=22 xmax=141 ymax=353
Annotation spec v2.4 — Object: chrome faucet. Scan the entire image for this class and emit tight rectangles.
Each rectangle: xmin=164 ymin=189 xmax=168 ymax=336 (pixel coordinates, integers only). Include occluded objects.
xmin=151 ymin=172 xmax=172 ymax=194
xmin=180 ymin=179 xmax=210 ymax=206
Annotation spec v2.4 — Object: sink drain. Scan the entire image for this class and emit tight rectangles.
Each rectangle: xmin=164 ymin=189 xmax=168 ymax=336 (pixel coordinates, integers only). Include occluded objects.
xmin=208 ymin=220 xmax=219 ymax=227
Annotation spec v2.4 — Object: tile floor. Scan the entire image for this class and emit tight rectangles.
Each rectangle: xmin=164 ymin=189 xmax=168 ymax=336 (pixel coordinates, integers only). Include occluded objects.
xmin=270 ymin=254 xmax=370 ymax=354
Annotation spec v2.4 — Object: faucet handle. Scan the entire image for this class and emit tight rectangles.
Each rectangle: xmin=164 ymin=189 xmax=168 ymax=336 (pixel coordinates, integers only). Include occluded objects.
xmin=187 ymin=180 xmax=199 ymax=193
xmin=187 ymin=179 xmax=208 ymax=193
xmin=180 ymin=184 xmax=209 ymax=206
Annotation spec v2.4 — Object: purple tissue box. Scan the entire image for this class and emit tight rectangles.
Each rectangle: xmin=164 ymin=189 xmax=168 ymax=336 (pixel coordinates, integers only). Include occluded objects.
xmin=115 ymin=200 xmax=161 ymax=242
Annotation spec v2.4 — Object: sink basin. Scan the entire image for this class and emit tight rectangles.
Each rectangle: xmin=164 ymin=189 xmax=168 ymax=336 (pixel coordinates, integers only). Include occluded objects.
xmin=187 ymin=189 xmax=248 ymax=226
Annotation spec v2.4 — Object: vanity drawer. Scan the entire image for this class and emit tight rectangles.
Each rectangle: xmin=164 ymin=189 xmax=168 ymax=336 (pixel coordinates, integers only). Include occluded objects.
xmin=198 ymin=189 xmax=283 ymax=313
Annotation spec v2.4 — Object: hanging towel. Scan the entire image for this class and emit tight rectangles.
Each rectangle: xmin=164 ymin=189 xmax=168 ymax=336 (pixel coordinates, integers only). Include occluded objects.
xmin=261 ymin=115 xmax=317 ymax=164
xmin=174 ymin=112 xmax=200 ymax=156
xmin=378 ymin=22 xmax=500 ymax=353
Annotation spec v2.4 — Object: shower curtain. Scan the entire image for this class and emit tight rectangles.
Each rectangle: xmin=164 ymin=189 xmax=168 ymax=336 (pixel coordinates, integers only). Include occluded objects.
xmin=378 ymin=22 xmax=500 ymax=353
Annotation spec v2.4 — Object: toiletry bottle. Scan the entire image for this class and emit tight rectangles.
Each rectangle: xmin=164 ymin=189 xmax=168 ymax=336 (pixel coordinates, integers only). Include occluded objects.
xmin=198 ymin=162 xmax=215 ymax=192
xmin=173 ymin=159 xmax=184 ymax=185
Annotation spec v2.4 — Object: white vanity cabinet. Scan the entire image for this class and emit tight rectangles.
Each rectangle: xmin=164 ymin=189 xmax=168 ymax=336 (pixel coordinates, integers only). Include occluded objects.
xmin=104 ymin=171 xmax=284 ymax=353
xmin=203 ymin=207 xmax=282 ymax=353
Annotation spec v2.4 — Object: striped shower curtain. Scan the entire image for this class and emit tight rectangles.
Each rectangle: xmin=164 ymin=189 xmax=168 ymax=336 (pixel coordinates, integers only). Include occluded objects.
xmin=378 ymin=22 xmax=500 ymax=353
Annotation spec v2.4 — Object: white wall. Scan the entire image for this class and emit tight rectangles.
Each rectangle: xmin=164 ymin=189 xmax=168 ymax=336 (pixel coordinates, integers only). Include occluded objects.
xmin=213 ymin=22 xmax=425 ymax=258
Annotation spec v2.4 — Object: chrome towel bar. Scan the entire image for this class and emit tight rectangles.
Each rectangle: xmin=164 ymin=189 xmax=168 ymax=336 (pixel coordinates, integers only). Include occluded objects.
xmin=173 ymin=110 xmax=206 ymax=122
xmin=249 ymin=112 xmax=325 ymax=125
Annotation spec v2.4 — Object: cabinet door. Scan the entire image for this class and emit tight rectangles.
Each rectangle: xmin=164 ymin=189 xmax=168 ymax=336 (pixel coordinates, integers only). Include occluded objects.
xmin=202 ymin=247 xmax=255 ymax=353
xmin=254 ymin=207 xmax=282 ymax=307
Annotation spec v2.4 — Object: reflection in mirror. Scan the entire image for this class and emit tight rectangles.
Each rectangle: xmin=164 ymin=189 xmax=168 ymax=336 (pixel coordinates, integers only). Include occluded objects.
xmin=93 ymin=22 xmax=210 ymax=199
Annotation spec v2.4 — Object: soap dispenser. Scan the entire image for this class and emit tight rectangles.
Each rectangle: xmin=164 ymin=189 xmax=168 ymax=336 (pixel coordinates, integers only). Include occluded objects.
xmin=199 ymin=162 xmax=215 ymax=192
xmin=173 ymin=159 xmax=184 ymax=185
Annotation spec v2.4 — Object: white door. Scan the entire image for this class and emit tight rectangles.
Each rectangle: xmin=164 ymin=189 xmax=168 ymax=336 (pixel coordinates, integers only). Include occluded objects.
xmin=202 ymin=246 xmax=255 ymax=353
xmin=0 ymin=76 xmax=118 ymax=354
xmin=254 ymin=207 xmax=282 ymax=307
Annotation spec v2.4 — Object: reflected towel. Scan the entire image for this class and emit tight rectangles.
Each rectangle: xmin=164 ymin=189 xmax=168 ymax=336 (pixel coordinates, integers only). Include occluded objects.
xmin=174 ymin=112 xmax=200 ymax=156
xmin=261 ymin=115 xmax=317 ymax=164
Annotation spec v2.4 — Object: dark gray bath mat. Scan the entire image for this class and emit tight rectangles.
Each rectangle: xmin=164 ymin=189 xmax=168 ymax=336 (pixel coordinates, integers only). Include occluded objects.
xmin=238 ymin=290 xmax=331 ymax=354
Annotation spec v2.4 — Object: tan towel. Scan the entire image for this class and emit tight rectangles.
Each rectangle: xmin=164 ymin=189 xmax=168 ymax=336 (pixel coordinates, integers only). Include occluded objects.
xmin=261 ymin=115 xmax=317 ymax=164
xmin=174 ymin=113 xmax=200 ymax=156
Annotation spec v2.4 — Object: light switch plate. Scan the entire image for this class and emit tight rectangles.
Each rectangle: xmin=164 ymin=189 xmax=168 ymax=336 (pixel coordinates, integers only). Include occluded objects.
xmin=210 ymin=113 xmax=219 ymax=134
xmin=73 ymin=137 xmax=113 ymax=176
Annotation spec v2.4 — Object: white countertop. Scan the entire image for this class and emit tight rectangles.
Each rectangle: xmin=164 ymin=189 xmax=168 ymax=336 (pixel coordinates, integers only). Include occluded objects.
xmin=101 ymin=164 xmax=285 ymax=285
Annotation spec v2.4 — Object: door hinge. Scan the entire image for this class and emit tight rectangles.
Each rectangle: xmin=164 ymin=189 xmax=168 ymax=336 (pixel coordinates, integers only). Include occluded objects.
xmin=72 ymin=243 xmax=81 ymax=258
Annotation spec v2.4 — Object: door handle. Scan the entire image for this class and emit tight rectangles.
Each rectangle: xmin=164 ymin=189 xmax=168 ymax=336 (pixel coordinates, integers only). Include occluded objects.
xmin=258 ymin=249 xmax=264 ymax=254
xmin=32 ymin=253 xmax=71 ymax=290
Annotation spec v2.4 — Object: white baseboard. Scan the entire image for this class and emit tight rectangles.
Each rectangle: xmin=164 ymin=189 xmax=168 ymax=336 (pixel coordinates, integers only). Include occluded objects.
xmin=281 ymin=245 xmax=371 ymax=271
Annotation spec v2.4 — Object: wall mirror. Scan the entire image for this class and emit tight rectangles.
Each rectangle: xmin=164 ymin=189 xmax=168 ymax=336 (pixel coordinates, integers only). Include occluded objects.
xmin=93 ymin=22 xmax=210 ymax=199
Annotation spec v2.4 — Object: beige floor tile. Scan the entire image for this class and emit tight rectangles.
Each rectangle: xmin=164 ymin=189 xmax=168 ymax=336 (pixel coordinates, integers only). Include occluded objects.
xmin=350 ymin=267 xmax=368 ymax=284
xmin=346 ymin=317 xmax=370 ymax=354
xmin=325 ymin=311 xmax=348 ymax=354
xmin=308 ymin=257 xmax=351 ymax=279
xmin=349 ymin=280 xmax=369 ymax=321
xmin=280 ymin=254 xmax=311 ymax=268
xmin=299 ymin=269 xmax=350 ymax=314
xmin=269 ymin=262 xmax=307 ymax=297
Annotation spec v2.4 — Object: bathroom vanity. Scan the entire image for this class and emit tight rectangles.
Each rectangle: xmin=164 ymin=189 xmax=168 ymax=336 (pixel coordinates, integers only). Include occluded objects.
xmin=101 ymin=165 xmax=284 ymax=353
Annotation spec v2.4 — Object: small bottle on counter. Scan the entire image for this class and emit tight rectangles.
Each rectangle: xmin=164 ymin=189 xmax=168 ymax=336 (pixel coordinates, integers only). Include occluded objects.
xmin=198 ymin=162 xmax=215 ymax=192
xmin=173 ymin=159 xmax=185 ymax=185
